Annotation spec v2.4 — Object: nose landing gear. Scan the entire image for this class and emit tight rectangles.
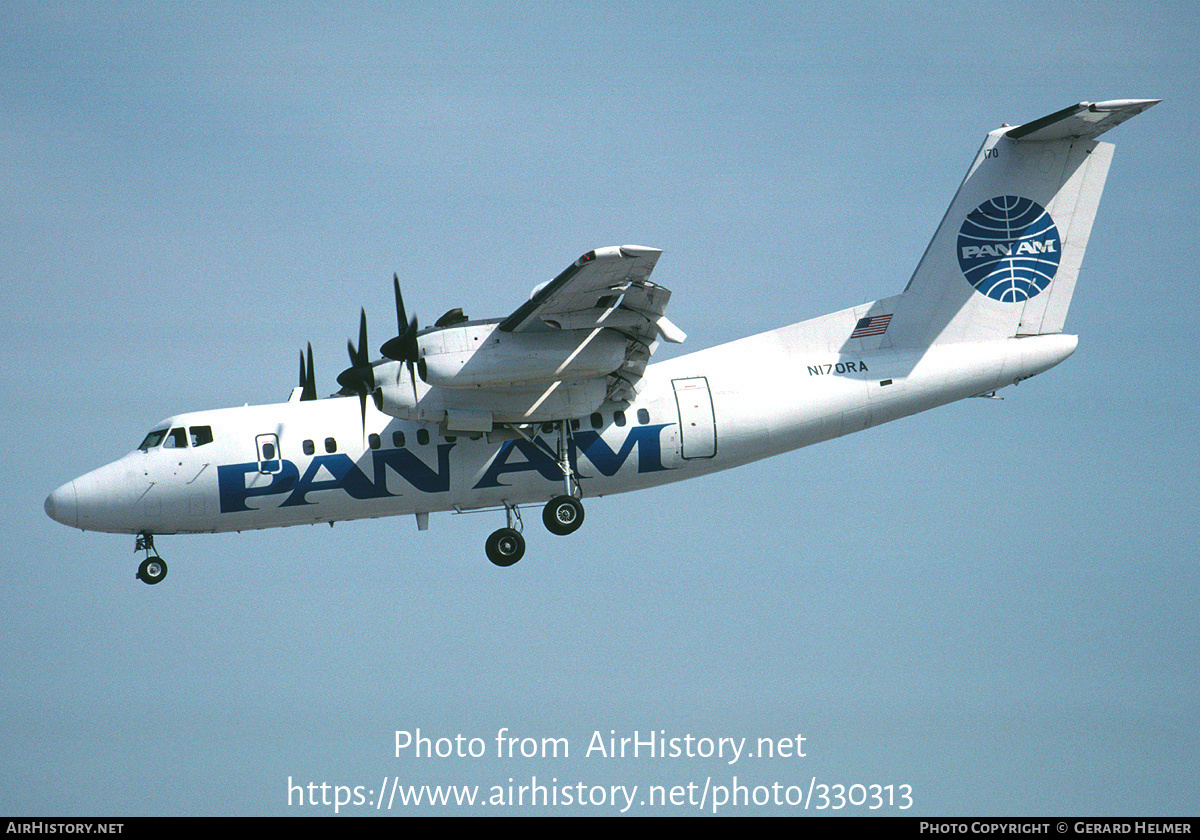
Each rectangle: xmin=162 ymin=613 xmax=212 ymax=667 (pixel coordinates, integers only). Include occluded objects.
xmin=135 ymin=532 xmax=167 ymax=585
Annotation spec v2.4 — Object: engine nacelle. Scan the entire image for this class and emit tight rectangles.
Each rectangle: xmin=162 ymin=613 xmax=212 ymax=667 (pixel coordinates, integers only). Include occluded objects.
xmin=375 ymin=358 xmax=608 ymax=428
xmin=418 ymin=323 xmax=627 ymax=389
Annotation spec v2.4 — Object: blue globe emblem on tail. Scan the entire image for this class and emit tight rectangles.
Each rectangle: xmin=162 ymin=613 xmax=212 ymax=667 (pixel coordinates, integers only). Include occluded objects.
xmin=957 ymin=196 xmax=1061 ymax=302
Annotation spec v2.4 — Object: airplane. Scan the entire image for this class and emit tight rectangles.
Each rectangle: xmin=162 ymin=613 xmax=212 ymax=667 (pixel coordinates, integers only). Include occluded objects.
xmin=45 ymin=99 xmax=1158 ymax=584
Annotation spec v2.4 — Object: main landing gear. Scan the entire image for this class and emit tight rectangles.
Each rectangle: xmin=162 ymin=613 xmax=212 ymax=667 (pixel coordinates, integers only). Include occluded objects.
xmin=484 ymin=494 xmax=587 ymax=568
xmin=135 ymin=532 xmax=167 ymax=585
xmin=485 ymin=505 xmax=526 ymax=567
xmin=484 ymin=420 xmax=587 ymax=567
xmin=543 ymin=494 xmax=584 ymax=535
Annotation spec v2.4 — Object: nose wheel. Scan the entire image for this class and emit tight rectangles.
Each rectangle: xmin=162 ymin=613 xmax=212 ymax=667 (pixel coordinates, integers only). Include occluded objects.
xmin=134 ymin=532 xmax=167 ymax=585
xmin=137 ymin=555 xmax=168 ymax=585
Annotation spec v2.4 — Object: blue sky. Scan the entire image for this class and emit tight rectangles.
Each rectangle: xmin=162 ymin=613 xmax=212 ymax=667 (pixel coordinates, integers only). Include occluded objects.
xmin=3 ymin=1 xmax=1197 ymax=816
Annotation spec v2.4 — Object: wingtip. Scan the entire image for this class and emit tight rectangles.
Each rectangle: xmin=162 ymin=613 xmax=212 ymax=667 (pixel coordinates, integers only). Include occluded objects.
xmin=1088 ymin=98 xmax=1162 ymax=111
xmin=619 ymin=244 xmax=663 ymax=259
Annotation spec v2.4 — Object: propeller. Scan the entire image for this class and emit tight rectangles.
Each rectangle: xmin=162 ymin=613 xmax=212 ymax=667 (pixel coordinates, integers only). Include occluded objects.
xmin=336 ymin=308 xmax=377 ymax=430
xmin=380 ymin=274 xmax=421 ymax=401
xmin=298 ymin=343 xmax=317 ymax=401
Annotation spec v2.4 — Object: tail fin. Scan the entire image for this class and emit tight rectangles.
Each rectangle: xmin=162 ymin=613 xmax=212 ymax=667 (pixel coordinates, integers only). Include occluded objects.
xmin=889 ymin=99 xmax=1158 ymax=347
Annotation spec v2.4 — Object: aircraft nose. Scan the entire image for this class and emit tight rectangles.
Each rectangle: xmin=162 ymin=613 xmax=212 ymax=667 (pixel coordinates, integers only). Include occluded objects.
xmin=45 ymin=481 xmax=78 ymax=529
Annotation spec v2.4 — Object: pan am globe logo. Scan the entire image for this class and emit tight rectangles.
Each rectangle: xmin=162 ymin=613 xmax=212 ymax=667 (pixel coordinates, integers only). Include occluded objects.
xmin=957 ymin=195 xmax=1061 ymax=302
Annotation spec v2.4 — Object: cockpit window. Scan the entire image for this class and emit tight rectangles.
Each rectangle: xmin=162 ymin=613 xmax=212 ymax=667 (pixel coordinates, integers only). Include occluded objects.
xmin=139 ymin=429 xmax=168 ymax=451
xmin=139 ymin=425 xmax=214 ymax=451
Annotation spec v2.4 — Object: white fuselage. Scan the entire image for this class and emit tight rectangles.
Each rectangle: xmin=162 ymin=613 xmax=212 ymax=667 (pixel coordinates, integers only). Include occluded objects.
xmin=44 ymin=317 xmax=1076 ymax=537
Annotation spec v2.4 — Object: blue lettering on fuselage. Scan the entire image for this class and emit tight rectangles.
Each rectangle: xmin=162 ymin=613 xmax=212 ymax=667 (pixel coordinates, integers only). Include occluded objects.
xmin=218 ymin=460 xmax=300 ymax=513
xmin=216 ymin=426 xmax=672 ymax=512
xmin=282 ymin=445 xmax=455 ymax=506
xmin=471 ymin=438 xmax=561 ymax=488
xmin=281 ymin=453 xmax=385 ymax=507
xmin=473 ymin=423 xmax=671 ymax=488
xmin=373 ymin=445 xmax=455 ymax=494
xmin=574 ymin=424 xmax=670 ymax=478
xmin=217 ymin=444 xmax=453 ymax=513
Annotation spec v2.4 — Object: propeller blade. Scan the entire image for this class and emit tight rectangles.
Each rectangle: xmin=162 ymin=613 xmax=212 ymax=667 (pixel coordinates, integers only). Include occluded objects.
xmin=298 ymin=342 xmax=318 ymax=401
xmin=394 ymin=274 xmax=407 ymax=335
xmin=354 ymin=308 xmax=369 ymax=369
xmin=405 ymin=316 xmax=419 ymax=364
xmin=305 ymin=343 xmax=317 ymax=400
xmin=336 ymin=309 xmax=376 ymax=394
xmin=329 ymin=305 xmax=380 ymax=437
xmin=300 ymin=345 xmax=319 ymax=403
xmin=382 ymin=274 xmax=422 ymax=364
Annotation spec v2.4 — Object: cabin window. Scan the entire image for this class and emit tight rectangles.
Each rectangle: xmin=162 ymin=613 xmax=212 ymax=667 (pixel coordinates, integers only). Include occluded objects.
xmin=541 ymin=422 xmax=555 ymax=434
xmin=261 ymin=442 xmax=276 ymax=460
xmin=392 ymin=431 xmax=405 ymax=447
xmin=303 ymin=439 xmax=315 ymax=456
xmin=416 ymin=428 xmax=430 ymax=445
xmin=189 ymin=426 xmax=213 ymax=447
xmin=324 ymin=437 xmax=337 ymax=453
xmin=590 ymin=413 xmax=603 ymax=429
xmin=613 ymin=411 xmax=626 ymax=427
xmin=637 ymin=408 xmax=650 ymax=425
xmin=368 ymin=433 xmax=381 ymax=450
xmin=139 ymin=429 xmax=168 ymax=451
xmin=163 ymin=427 xmax=188 ymax=448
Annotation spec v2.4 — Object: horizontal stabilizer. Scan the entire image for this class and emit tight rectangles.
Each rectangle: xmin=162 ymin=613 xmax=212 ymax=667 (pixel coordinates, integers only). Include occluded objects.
xmin=1005 ymin=99 xmax=1160 ymax=141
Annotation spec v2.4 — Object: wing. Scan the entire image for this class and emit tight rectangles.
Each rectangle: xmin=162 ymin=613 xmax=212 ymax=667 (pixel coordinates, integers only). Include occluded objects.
xmin=498 ymin=244 xmax=686 ymax=403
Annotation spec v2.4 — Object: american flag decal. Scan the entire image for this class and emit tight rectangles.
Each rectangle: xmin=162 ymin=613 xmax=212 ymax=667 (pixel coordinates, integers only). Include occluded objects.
xmin=850 ymin=313 xmax=892 ymax=338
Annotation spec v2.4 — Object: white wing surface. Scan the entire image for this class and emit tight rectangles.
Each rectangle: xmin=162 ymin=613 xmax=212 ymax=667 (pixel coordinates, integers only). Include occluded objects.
xmin=499 ymin=245 xmax=685 ymax=402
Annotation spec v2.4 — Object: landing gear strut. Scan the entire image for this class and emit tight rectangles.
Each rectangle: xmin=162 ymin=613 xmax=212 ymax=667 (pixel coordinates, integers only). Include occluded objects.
xmin=135 ymin=532 xmax=167 ymax=585
xmin=543 ymin=419 xmax=585 ymax=535
xmin=486 ymin=504 xmax=525 ymax=567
